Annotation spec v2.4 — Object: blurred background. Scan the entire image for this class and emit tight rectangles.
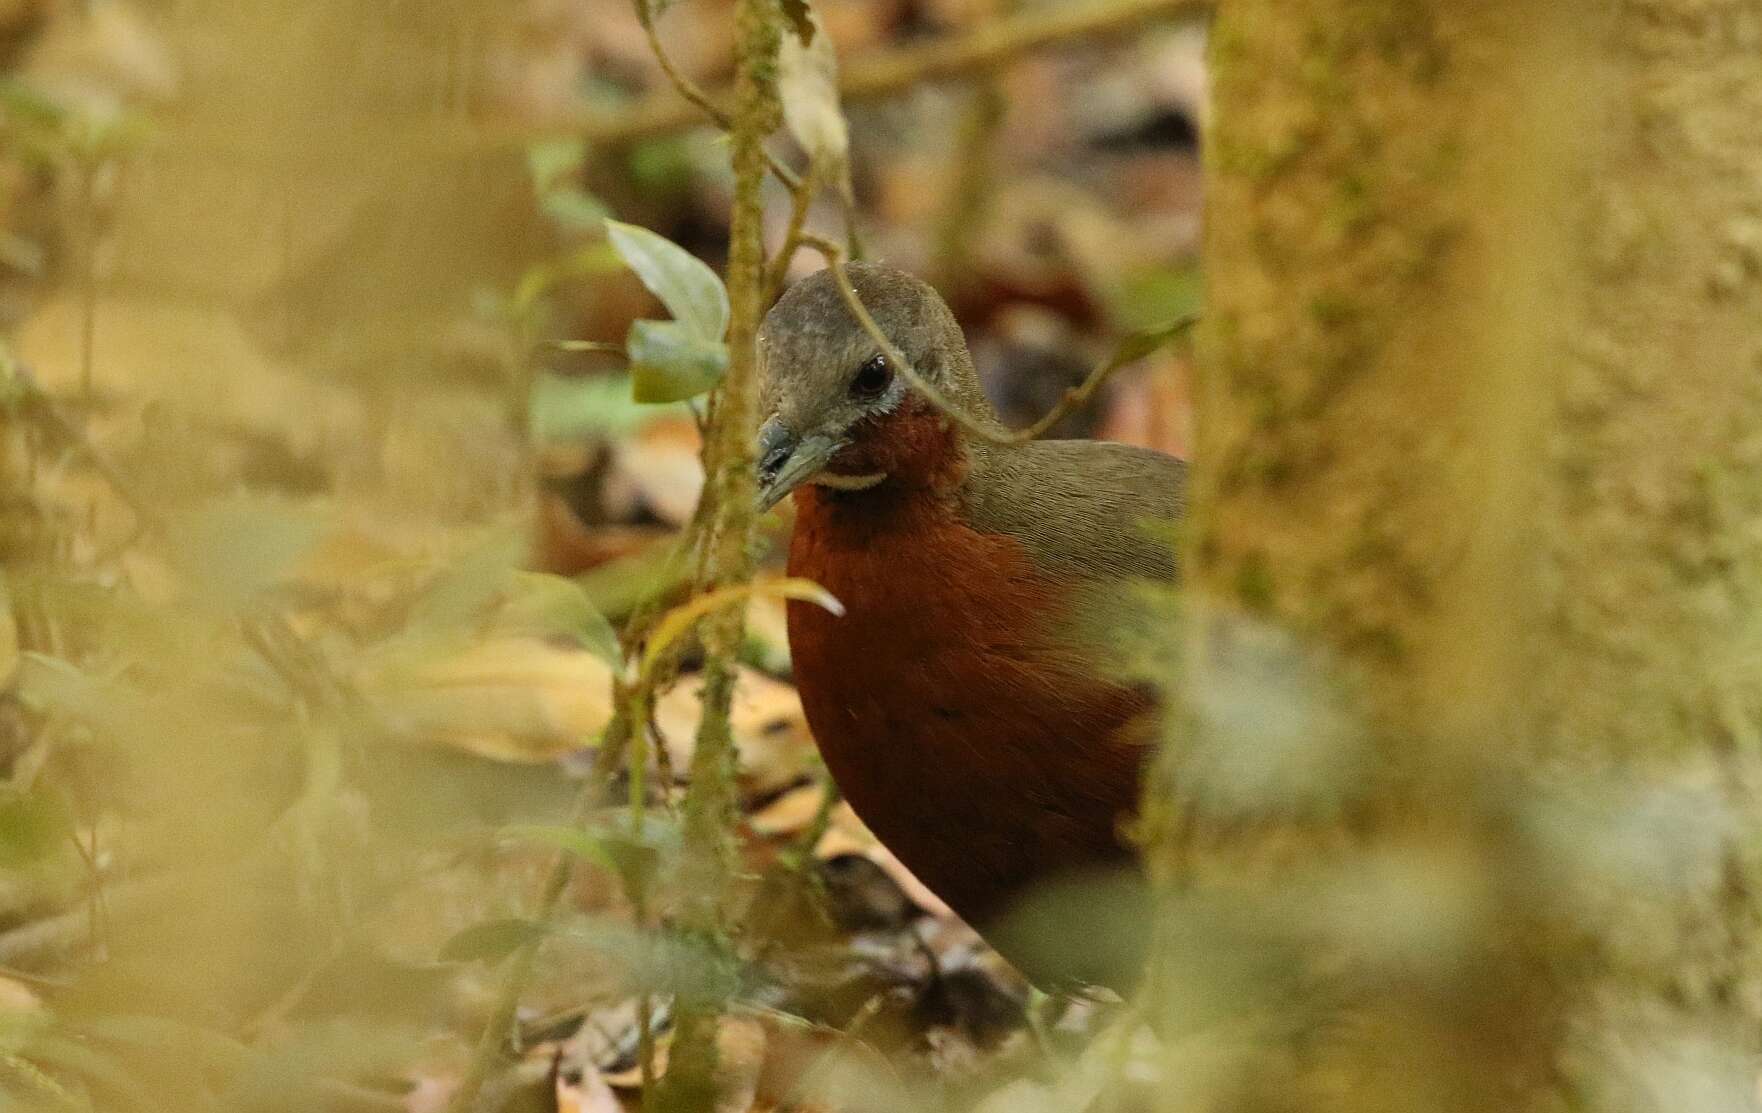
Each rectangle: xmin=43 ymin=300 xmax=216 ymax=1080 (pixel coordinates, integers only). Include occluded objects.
xmin=0 ymin=1 xmax=1206 ymax=1110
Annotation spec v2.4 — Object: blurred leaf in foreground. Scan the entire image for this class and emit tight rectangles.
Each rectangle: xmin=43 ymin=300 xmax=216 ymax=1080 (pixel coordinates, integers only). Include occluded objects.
xmin=529 ymin=372 xmax=681 ymax=445
xmin=163 ymin=497 xmax=326 ymax=609
xmin=441 ymin=917 xmax=549 ymax=964
xmin=501 ymin=572 xmax=621 ymax=664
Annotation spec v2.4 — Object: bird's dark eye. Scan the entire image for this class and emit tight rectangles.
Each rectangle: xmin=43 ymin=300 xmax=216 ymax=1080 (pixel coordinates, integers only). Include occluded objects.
xmin=849 ymin=354 xmax=892 ymax=400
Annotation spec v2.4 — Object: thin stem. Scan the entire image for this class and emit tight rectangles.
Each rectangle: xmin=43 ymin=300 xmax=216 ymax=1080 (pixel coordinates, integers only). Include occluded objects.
xmin=625 ymin=681 xmax=658 ymax=1105
xmin=805 ymin=236 xmax=1196 ymax=446
xmin=633 ymin=0 xmax=803 ymax=192
xmin=650 ymin=0 xmax=779 ymax=1104
xmin=765 ymin=163 xmax=818 ymax=304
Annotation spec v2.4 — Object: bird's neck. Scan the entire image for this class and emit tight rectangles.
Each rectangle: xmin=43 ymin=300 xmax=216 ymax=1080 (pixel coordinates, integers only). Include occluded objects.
xmin=818 ymin=396 xmax=976 ymax=506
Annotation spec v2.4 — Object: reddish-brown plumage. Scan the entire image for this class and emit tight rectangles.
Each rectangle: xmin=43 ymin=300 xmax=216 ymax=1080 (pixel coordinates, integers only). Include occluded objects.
xmin=785 ymin=399 xmax=1150 ymax=928
xmin=758 ymin=264 xmax=1184 ymax=982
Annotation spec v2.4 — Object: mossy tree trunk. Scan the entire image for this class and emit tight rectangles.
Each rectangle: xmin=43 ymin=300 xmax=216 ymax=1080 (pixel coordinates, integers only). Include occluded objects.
xmin=1154 ymin=2 xmax=1762 ymax=1109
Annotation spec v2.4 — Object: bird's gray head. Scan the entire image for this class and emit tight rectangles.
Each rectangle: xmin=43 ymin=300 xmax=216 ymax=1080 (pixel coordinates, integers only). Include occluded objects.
xmin=755 ymin=263 xmax=991 ymax=511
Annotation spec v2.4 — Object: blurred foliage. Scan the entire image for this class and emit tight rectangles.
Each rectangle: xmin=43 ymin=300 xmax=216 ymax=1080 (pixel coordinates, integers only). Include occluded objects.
xmin=0 ymin=0 xmax=1214 ymax=1110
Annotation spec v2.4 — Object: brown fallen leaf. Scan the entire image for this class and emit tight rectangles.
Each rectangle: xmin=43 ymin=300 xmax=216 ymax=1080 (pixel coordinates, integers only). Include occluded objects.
xmin=714 ymin=1015 xmax=768 ymax=1113
xmin=748 ymin=782 xmax=828 ymax=840
xmin=815 ymin=803 xmax=954 ymax=922
xmin=603 ymin=416 xmax=703 ymax=528
xmin=536 ymin=492 xmax=672 ymax=576
xmin=555 ymin=1058 xmax=623 ymax=1113
xmin=356 ymin=636 xmax=615 ymax=763
xmin=657 ymin=667 xmax=814 ymax=800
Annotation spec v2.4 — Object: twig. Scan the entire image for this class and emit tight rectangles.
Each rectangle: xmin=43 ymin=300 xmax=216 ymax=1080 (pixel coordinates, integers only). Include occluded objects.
xmin=651 ymin=0 xmax=779 ymax=1105
xmin=632 ymin=0 xmax=803 ymax=192
xmin=65 ymin=826 xmax=110 ymax=961
xmin=765 ymin=162 xmax=819 ymax=304
xmin=446 ymin=0 xmax=1204 ymax=152
xmin=648 ymin=709 xmax=680 ymax=799
xmin=623 ymin=655 xmax=660 ymax=1107
xmin=804 ymin=236 xmax=1195 ymax=446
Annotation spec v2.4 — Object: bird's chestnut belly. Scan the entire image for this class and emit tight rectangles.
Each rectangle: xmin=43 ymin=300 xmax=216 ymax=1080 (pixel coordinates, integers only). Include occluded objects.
xmin=784 ymin=490 xmax=1149 ymax=927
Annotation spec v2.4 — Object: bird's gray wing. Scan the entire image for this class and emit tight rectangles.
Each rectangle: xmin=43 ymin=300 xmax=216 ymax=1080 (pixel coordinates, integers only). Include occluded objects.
xmin=961 ymin=439 xmax=1187 ymax=589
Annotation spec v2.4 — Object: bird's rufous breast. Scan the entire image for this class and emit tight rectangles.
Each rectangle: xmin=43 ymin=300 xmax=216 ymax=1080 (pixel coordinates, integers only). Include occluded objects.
xmin=785 ymin=482 xmax=1152 ymax=929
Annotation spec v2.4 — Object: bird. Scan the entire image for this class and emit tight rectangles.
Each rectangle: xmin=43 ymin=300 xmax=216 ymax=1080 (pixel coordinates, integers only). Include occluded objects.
xmin=755 ymin=263 xmax=1186 ymax=985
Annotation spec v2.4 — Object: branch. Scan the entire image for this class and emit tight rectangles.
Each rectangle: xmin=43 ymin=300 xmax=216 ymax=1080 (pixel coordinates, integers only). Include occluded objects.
xmin=804 ymin=237 xmax=1195 ymax=446
xmin=653 ymin=0 xmax=780 ymax=1105
xmin=764 ymin=161 xmax=818 ymax=303
xmin=631 ymin=0 xmax=804 ymax=192
xmin=448 ymin=0 xmax=1204 ymax=151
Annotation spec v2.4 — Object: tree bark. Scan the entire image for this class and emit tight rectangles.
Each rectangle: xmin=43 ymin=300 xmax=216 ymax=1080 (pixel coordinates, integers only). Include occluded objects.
xmin=1156 ymin=2 xmax=1762 ymax=1109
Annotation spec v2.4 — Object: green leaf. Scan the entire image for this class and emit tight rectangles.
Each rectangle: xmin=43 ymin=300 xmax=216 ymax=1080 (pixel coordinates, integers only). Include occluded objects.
xmin=404 ymin=532 xmax=527 ymax=640
xmin=501 ymin=824 xmax=618 ymax=870
xmin=439 ymin=918 xmax=548 ymax=964
xmin=1112 ymin=264 xmax=1204 ymax=332
xmin=501 ymin=819 xmax=681 ymax=899
xmin=1099 ymin=315 xmax=1200 ymax=376
xmin=502 ymin=572 xmax=621 ymax=664
xmin=626 ymin=319 xmax=728 ymax=403
xmin=15 ymin=653 xmax=150 ymax=745
xmin=0 ymin=79 xmax=66 ymax=130
xmin=528 ymin=372 xmax=680 ymax=444
xmin=526 ymin=138 xmax=586 ymax=193
xmin=541 ymin=187 xmax=611 ymax=234
xmin=605 ymin=221 xmax=729 ymax=342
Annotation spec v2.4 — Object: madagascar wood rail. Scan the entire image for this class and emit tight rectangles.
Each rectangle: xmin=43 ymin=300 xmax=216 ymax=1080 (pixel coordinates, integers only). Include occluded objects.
xmin=756 ymin=263 xmax=1186 ymax=986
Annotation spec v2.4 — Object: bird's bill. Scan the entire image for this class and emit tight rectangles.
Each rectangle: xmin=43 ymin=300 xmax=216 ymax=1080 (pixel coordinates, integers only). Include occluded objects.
xmin=756 ymin=431 xmax=843 ymax=513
